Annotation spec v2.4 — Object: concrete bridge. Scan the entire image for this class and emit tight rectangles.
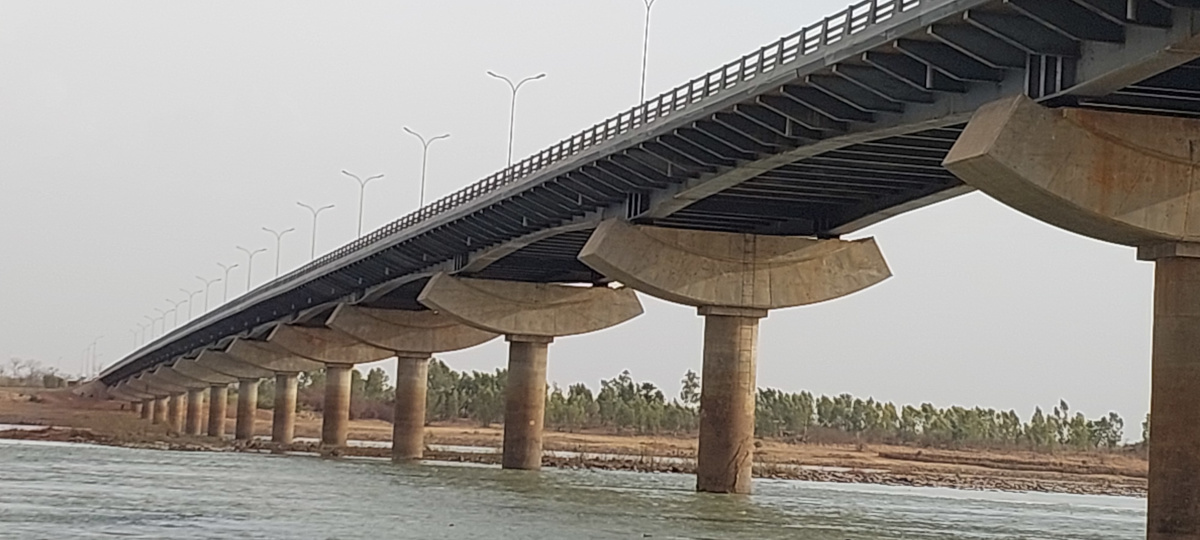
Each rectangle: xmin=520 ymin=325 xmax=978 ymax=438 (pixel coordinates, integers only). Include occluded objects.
xmin=99 ymin=0 xmax=1200 ymax=534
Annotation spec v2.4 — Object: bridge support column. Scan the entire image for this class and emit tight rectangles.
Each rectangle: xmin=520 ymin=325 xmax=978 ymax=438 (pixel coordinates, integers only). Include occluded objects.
xmin=580 ymin=219 xmax=890 ymax=494
xmin=1146 ymin=253 xmax=1200 ymax=539
xmin=272 ymin=373 xmax=298 ymax=444
xmin=153 ymin=396 xmax=168 ymax=424
xmin=167 ymin=393 xmax=185 ymax=434
xmin=943 ymin=96 xmax=1200 ymax=538
xmin=235 ymin=378 xmax=259 ymax=441
xmin=325 ymin=304 xmax=499 ymax=461
xmin=131 ymin=401 xmax=142 ymax=416
xmin=418 ymin=273 xmax=643 ymax=471
xmin=697 ymin=307 xmax=764 ymax=494
xmin=185 ymin=388 xmax=205 ymax=436
xmin=503 ymin=335 xmax=550 ymax=470
xmin=322 ymin=364 xmax=352 ymax=447
xmin=392 ymin=355 xmax=430 ymax=461
xmin=208 ymin=384 xmax=228 ymax=437
xmin=140 ymin=399 xmax=152 ymax=420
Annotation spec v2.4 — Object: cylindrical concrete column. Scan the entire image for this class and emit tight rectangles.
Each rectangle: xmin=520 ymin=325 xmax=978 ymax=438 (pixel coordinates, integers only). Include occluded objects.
xmin=208 ymin=384 xmax=228 ymax=438
xmin=273 ymin=372 xmax=298 ymax=444
xmin=131 ymin=401 xmax=143 ymax=415
xmin=696 ymin=306 xmax=765 ymax=495
xmin=152 ymin=396 xmax=167 ymax=424
xmin=322 ymin=364 xmax=353 ymax=447
xmin=235 ymin=378 xmax=259 ymax=441
xmin=1148 ymin=256 xmax=1200 ymax=539
xmin=140 ymin=398 xmax=152 ymax=420
xmin=502 ymin=335 xmax=550 ymax=470
xmin=185 ymin=388 xmax=205 ymax=436
xmin=393 ymin=355 xmax=431 ymax=461
xmin=167 ymin=393 xmax=185 ymax=434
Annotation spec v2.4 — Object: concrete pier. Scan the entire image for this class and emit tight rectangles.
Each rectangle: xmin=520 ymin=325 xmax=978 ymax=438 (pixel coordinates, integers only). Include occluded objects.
xmin=943 ymin=96 xmax=1200 ymax=537
xmin=324 ymin=305 xmax=498 ymax=460
xmin=418 ymin=273 xmax=643 ymax=471
xmin=140 ymin=399 xmax=152 ymax=420
xmin=503 ymin=336 xmax=550 ymax=470
xmin=272 ymin=373 xmax=298 ymax=444
xmin=392 ymin=355 xmax=430 ymax=461
xmin=208 ymin=384 xmax=227 ymax=437
xmin=696 ymin=307 xmax=764 ymax=494
xmin=152 ymin=397 xmax=167 ymax=424
xmin=131 ymin=401 xmax=143 ymax=416
xmin=579 ymin=219 xmax=890 ymax=494
xmin=185 ymin=388 xmax=205 ymax=436
xmin=322 ymin=364 xmax=352 ymax=447
xmin=1146 ymin=254 xmax=1200 ymax=538
xmin=235 ymin=378 xmax=259 ymax=441
xmin=167 ymin=393 xmax=184 ymax=434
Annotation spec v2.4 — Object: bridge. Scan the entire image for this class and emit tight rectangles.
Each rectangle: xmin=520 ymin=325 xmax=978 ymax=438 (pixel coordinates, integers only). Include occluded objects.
xmin=97 ymin=0 xmax=1200 ymax=533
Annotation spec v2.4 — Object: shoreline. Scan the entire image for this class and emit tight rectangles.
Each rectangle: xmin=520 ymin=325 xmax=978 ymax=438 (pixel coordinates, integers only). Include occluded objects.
xmin=0 ymin=425 xmax=1146 ymax=498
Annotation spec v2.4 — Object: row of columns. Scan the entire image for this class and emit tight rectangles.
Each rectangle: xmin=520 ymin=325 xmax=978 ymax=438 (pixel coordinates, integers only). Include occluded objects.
xmin=106 ymin=217 xmax=890 ymax=496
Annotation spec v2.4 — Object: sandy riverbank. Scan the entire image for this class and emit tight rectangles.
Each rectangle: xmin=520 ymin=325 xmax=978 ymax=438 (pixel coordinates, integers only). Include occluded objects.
xmin=0 ymin=387 xmax=1147 ymax=497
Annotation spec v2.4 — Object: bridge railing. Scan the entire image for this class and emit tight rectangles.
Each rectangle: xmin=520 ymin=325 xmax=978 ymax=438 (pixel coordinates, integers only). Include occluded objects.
xmin=280 ymin=0 xmax=923 ymax=282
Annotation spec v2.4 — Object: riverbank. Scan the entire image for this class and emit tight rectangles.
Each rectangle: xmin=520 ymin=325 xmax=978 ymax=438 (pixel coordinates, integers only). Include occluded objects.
xmin=0 ymin=388 xmax=1147 ymax=497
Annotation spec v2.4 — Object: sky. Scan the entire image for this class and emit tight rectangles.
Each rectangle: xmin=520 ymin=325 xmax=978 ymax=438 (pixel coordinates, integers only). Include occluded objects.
xmin=0 ymin=1 xmax=1153 ymax=430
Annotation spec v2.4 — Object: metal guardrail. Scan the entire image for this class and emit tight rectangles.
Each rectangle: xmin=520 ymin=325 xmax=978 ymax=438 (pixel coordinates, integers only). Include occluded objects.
xmin=252 ymin=0 xmax=923 ymax=285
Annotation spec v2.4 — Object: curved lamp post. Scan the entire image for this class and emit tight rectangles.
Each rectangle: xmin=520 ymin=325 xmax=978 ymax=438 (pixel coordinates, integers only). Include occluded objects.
xmin=167 ymin=298 xmax=188 ymax=328
xmin=340 ymin=170 xmax=384 ymax=237
xmin=196 ymin=275 xmax=221 ymax=313
xmin=217 ymin=262 xmax=239 ymax=303
xmin=236 ymin=246 xmax=267 ymax=291
xmin=402 ymin=128 xmax=449 ymax=207
xmin=262 ymin=227 xmax=295 ymax=277
xmin=297 ymin=202 xmax=335 ymax=261
xmin=486 ymin=71 xmax=546 ymax=167
xmin=639 ymin=0 xmax=659 ymax=103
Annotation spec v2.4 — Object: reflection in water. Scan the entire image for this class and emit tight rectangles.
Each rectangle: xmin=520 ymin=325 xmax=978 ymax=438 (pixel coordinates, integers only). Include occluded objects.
xmin=0 ymin=439 xmax=1143 ymax=539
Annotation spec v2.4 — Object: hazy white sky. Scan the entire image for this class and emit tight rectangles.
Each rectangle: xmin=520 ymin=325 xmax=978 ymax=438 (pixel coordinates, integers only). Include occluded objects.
xmin=0 ymin=1 xmax=1153 ymax=427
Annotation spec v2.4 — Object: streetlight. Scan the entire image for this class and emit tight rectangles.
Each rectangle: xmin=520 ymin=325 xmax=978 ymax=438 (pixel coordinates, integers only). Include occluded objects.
xmin=487 ymin=71 xmax=546 ymax=167
xmin=217 ymin=262 xmax=239 ymax=302
xmin=297 ymin=202 xmax=335 ymax=261
xmin=167 ymin=298 xmax=187 ymax=327
xmin=196 ymin=275 xmax=221 ymax=313
xmin=153 ymin=308 xmax=167 ymax=336
xmin=180 ymin=288 xmax=203 ymax=320
xmin=144 ymin=315 xmax=157 ymax=341
xmin=639 ymin=0 xmax=659 ymax=103
xmin=137 ymin=322 xmax=149 ymax=346
xmin=263 ymin=227 xmax=295 ymax=277
xmin=89 ymin=336 xmax=102 ymax=377
xmin=340 ymin=170 xmax=385 ymax=237
xmin=401 ymin=128 xmax=450 ymax=208
xmin=236 ymin=246 xmax=267 ymax=291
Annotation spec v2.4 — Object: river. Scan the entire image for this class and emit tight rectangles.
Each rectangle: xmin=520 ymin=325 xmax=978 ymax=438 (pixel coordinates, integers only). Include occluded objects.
xmin=0 ymin=438 xmax=1143 ymax=539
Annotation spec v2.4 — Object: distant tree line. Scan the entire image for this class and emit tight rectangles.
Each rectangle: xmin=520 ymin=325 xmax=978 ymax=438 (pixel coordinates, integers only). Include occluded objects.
xmin=267 ymin=360 xmax=1140 ymax=452
xmin=1 ymin=358 xmax=67 ymax=388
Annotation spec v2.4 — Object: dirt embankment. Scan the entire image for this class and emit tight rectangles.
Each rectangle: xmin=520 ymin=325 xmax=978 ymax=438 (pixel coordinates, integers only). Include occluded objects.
xmin=0 ymin=388 xmax=1147 ymax=498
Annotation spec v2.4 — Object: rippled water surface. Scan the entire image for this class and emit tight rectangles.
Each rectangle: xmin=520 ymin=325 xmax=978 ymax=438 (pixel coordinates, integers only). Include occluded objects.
xmin=0 ymin=439 xmax=1144 ymax=539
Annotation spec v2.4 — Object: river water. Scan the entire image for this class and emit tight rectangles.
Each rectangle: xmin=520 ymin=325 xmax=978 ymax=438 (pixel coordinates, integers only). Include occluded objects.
xmin=0 ymin=439 xmax=1144 ymax=539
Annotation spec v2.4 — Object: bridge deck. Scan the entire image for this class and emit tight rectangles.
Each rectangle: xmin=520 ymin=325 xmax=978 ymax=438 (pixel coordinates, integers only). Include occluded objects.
xmin=102 ymin=0 xmax=1200 ymax=383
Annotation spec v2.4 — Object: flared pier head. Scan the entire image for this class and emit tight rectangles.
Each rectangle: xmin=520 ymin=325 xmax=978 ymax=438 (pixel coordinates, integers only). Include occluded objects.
xmin=419 ymin=273 xmax=643 ymax=470
xmin=224 ymin=339 xmax=322 ymax=445
xmin=580 ymin=219 xmax=891 ymax=494
xmin=945 ymin=96 xmax=1200 ymax=540
xmin=265 ymin=324 xmax=392 ymax=448
xmin=151 ymin=366 xmax=208 ymax=436
xmin=172 ymin=358 xmax=238 ymax=438
xmin=327 ymin=304 xmax=498 ymax=461
xmin=196 ymin=350 xmax=273 ymax=441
